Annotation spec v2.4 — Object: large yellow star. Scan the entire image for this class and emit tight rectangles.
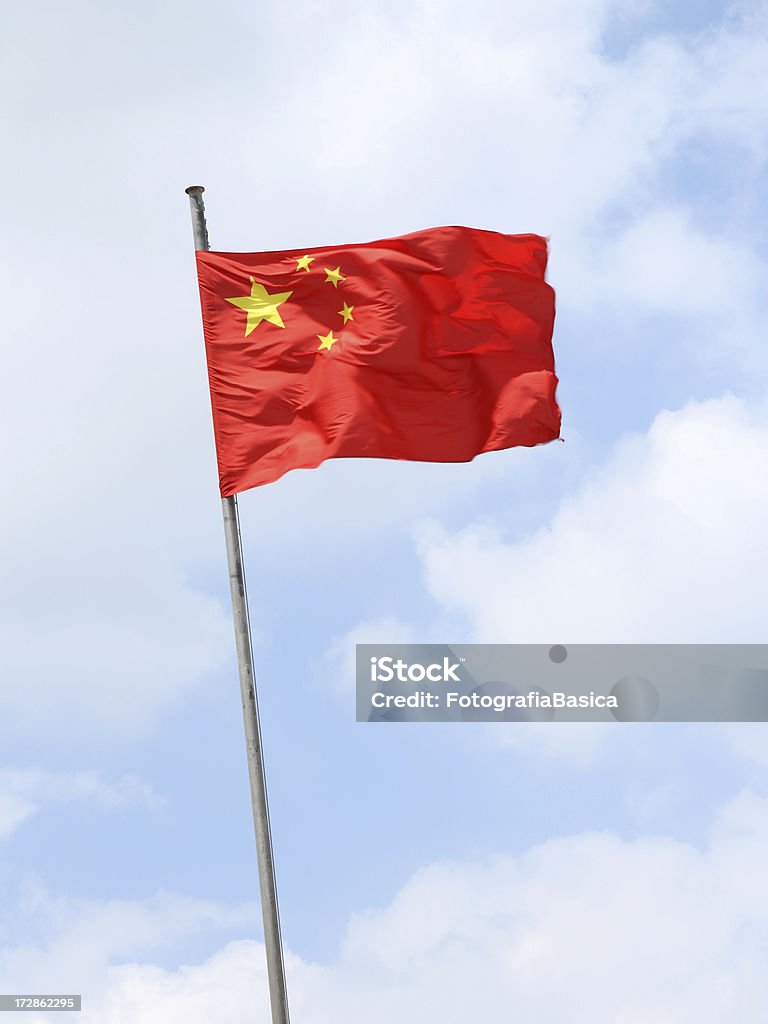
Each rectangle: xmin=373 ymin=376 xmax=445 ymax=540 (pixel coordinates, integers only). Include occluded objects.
xmin=338 ymin=301 xmax=354 ymax=325
xmin=317 ymin=329 xmax=339 ymax=351
xmin=296 ymin=255 xmax=314 ymax=272
xmin=324 ymin=267 xmax=345 ymax=288
xmin=226 ymin=278 xmax=293 ymax=335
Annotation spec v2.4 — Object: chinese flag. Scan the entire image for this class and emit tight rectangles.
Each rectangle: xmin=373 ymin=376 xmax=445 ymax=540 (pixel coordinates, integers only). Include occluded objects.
xmin=194 ymin=226 xmax=560 ymax=496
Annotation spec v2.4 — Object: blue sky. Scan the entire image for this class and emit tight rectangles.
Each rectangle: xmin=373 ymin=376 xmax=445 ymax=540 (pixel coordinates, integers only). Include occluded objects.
xmin=2 ymin=0 xmax=768 ymax=1020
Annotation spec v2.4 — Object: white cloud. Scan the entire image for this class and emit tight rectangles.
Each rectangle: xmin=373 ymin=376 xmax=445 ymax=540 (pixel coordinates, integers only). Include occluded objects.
xmin=0 ymin=771 xmax=164 ymax=841
xmin=0 ymin=890 xmax=256 ymax=1009
xmin=10 ymin=788 xmax=768 ymax=1022
xmin=417 ymin=394 xmax=768 ymax=643
xmin=574 ymin=206 xmax=768 ymax=317
xmin=0 ymin=793 xmax=35 ymax=843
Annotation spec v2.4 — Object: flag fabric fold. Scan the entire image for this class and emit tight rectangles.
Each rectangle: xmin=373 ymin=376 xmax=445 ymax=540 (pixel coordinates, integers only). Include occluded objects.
xmin=194 ymin=225 xmax=560 ymax=496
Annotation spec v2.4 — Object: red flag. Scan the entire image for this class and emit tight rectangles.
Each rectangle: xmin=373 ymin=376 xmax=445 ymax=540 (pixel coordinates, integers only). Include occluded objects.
xmin=194 ymin=226 xmax=559 ymax=496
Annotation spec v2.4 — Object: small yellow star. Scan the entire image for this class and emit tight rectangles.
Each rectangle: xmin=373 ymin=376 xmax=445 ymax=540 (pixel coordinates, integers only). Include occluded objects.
xmin=317 ymin=329 xmax=339 ymax=351
xmin=338 ymin=302 xmax=354 ymax=325
xmin=296 ymin=254 xmax=314 ymax=272
xmin=226 ymin=278 xmax=293 ymax=335
xmin=324 ymin=267 xmax=345 ymax=288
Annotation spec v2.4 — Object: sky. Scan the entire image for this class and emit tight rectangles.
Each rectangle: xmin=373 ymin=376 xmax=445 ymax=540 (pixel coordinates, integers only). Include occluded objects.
xmin=2 ymin=0 xmax=768 ymax=1019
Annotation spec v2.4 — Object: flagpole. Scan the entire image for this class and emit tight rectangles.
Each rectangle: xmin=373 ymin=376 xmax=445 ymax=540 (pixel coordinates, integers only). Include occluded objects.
xmin=185 ymin=185 xmax=290 ymax=1024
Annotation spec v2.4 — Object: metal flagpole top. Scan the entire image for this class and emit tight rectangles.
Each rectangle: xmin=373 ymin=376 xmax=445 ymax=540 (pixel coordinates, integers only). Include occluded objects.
xmin=186 ymin=186 xmax=210 ymax=254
